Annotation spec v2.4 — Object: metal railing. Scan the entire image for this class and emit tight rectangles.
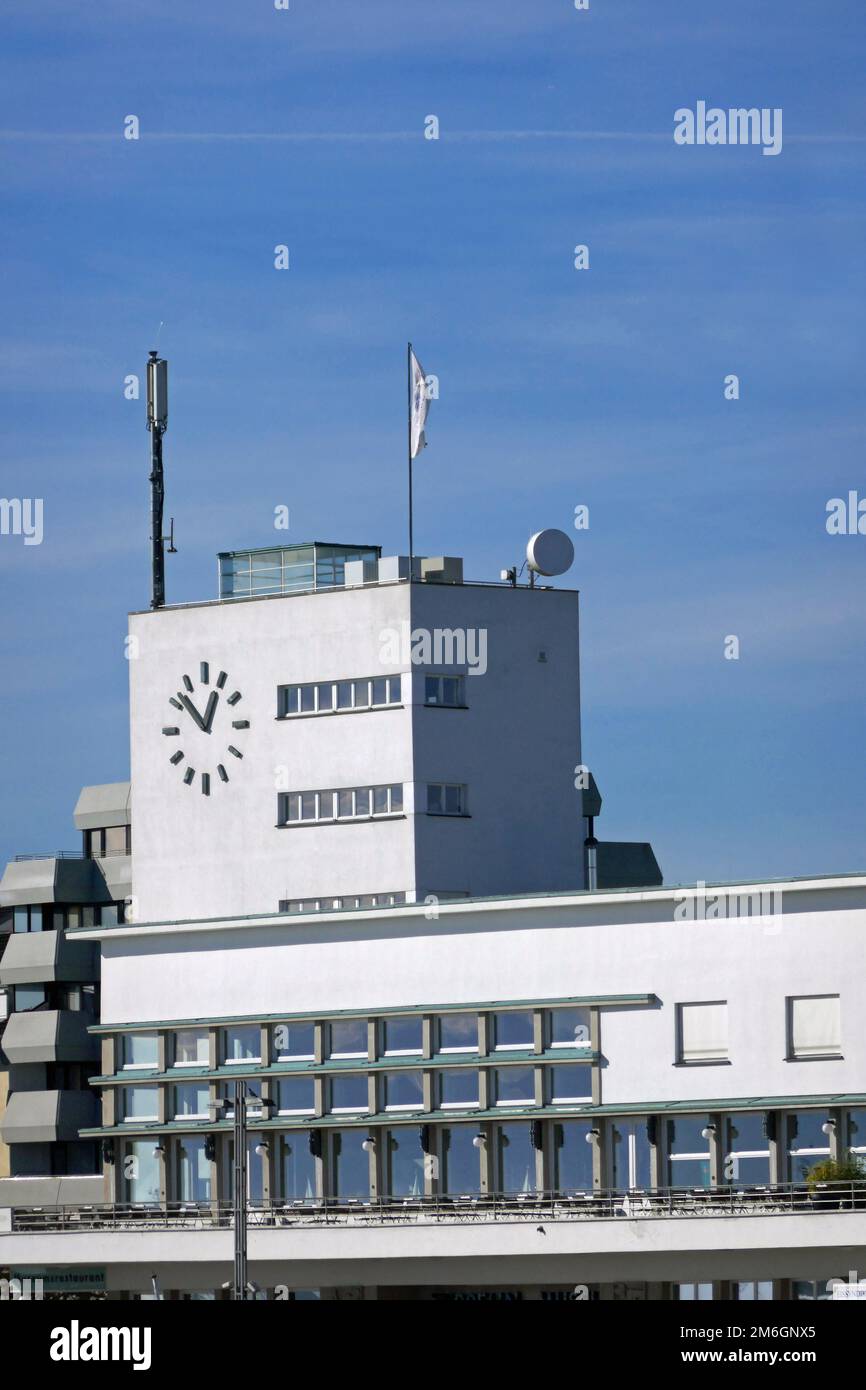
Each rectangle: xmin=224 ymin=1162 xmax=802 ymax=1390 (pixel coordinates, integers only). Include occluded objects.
xmin=14 ymin=852 xmax=84 ymax=862
xmin=8 ymin=1183 xmax=866 ymax=1234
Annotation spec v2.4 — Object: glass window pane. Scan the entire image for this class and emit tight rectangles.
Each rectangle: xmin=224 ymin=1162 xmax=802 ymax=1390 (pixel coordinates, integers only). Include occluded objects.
xmin=371 ymin=678 xmax=388 ymax=706
xmin=353 ymin=680 xmax=370 ymax=708
xmin=440 ymin=1069 xmax=479 ymax=1108
xmin=498 ymin=1122 xmax=538 ymax=1194
xmin=554 ymin=1120 xmax=594 ymax=1191
xmin=495 ymin=1066 xmax=535 ymax=1106
xmin=442 ymin=1126 xmax=481 ymax=1195
xmin=354 ymin=788 xmax=371 ymax=817
xmin=317 ymin=684 xmax=333 ymax=711
xmin=123 ymin=1033 xmax=159 ymax=1069
xmin=282 ymin=686 xmax=300 ymax=716
xmin=427 ymin=785 xmax=443 ymax=814
xmin=104 ymin=825 xmax=127 ymax=855
xmin=388 ymin=1126 xmax=426 ymax=1197
xmin=286 ymin=794 xmax=300 ymax=823
xmin=550 ymin=1064 xmax=592 ymax=1103
xmin=438 ymin=1014 xmax=478 ymax=1053
xmin=337 ymin=790 xmax=353 ymax=818
xmin=277 ymin=1077 xmax=315 ymax=1114
xmin=384 ymin=1071 xmax=424 ymax=1111
xmin=668 ymin=1117 xmax=710 ymax=1154
xmin=318 ymin=791 xmax=334 ymax=820
xmin=177 ymin=1137 xmax=210 ymax=1203
xmin=30 ymin=906 xmax=43 ymax=932
xmin=273 ymin=1023 xmax=315 ymax=1060
xmin=173 ymin=1083 xmax=209 ymax=1118
xmin=280 ymin=1133 xmax=317 ymax=1201
xmin=494 ymin=1012 xmax=533 ymax=1049
xmin=332 ymin=1128 xmax=371 ymax=1198
xmin=847 ymin=1107 xmax=866 ymax=1151
xmin=300 ymin=685 xmax=315 ymax=713
xmin=444 ymin=785 xmax=462 ymax=814
xmin=789 ymin=1111 xmax=832 ymax=1152
xmin=224 ymin=1025 xmax=260 ymax=1063
xmin=373 ymin=786 xmax=389 ymax=815
xmin=336 ymin=681 xmax=352 ymax=710
xmin=425 ymin=677 xmax=440 ymax=705
xmin=329 ymin=1020 xmax=367 ymax=1057
xmin=611 ymin=1121 xmax=652 ymax=1190
xmin=301 ymin=792 xmax=316 ymax=821
xmin=174 ymin=1029 xmax=209 ymax=1066
xmin=550 ymin=1007 xmax=591 ymax=1047
xmin=126 ymin=1141 xmax=160 ymax=1203
xmin=389 ymin=784 xmax=403 ymax=812
xmin=122 ymin=1086 xmax=159 ymax=1121
xmin=443 ymin=678 xmax=460 ymax=705
xmin=383 ymin=1017 xmax=423 ymax=1055
xmin=388 ymin=675 xmax=402 ymax=703
xmin=329 ymin=1074 xmax=369 ymax=1113
xmin=14 ymin=985 xmax=46 ymax=1011
xmin=670 ymin=1158 xmax=711 ymax=1187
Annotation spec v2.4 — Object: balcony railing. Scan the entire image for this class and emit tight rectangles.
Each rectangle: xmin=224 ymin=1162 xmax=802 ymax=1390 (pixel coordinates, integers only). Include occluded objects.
xmin=8 ymin=1183 xmax=866 ymax=1233
xmin=14 ymin=852 xmax=83 ymax=862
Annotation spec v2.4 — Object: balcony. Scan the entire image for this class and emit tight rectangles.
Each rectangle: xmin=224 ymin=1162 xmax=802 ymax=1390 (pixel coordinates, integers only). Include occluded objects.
xmin=1 ymin=1010 xmax=100 ymax=1065
xmin=0 ymin=931 xmax=97 ymax=987
xmin=0 ymin=857 xmax=99 ymax=907
xmin=0 ymin=1089 xmax=99 ymax=1145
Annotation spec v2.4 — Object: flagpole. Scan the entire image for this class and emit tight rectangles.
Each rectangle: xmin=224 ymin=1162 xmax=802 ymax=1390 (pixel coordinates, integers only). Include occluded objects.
xmin=407 ymin=341 xmax=414 ymax=567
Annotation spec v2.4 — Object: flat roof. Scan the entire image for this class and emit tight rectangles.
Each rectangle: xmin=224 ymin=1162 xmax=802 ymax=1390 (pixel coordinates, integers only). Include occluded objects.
xmin=217 ymin=541 xmax=382 ymax=558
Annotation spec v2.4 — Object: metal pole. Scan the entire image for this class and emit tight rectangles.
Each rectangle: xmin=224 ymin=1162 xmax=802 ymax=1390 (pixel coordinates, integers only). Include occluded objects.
xmin=233 ymin=1080 xmax=247 ymax=1300
xmin=585 ymin=817 xmax=598 ymax=892
xmin=147 ymin=350 xmax=167 ymax=610
xmin=407 ymin=341 xmax=414 ymax=567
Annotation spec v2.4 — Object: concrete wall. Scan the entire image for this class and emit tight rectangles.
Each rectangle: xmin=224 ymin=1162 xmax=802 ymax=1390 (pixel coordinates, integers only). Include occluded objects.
xmin=96 ymin=878 xmax=866 ymax=1109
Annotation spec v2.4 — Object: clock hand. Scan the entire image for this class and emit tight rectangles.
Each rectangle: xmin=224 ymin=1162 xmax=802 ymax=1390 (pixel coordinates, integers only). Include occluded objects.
xmin=201 ymin=691 xmax=220 ymax=733
xmin=178 ymin=693 xmax=207 ymax=732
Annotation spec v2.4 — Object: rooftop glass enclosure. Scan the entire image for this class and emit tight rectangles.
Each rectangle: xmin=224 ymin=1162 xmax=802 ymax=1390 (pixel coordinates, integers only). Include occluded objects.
xmin=218 ymin=543 xmax=381 ymax=600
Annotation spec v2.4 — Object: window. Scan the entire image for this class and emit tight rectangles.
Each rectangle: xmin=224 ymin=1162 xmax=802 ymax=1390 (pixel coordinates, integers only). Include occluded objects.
xmin=13 ymin=906 xmax=43 ymax=933
xmin=331 ymin=1129 xmax=371 ymax=1199
xmin=492 ymin=1011 xmax=533 ymax=1051
xmin=677 ymin=1002 xmax=728 ymax=1064
xmin=667 ymin=1117 xmax=712 ymax=1188
xmin=276 ymin=1077 xmax=315 ymax=1115
xmin=549 ymin=1007 xmax=591 ymax=1048
xmin=847 ymin=1107 xmax=866 ymax=1158
xmin=13 ymin=984 xmax=47 ymax=1012
xmin=735 ymin=1281 xmax=774 ymax=1300
xmin=121 ymin=1086 xmax=159 ymax=1122
xmin=328 ymin=1074 xmax=369 ymax=1114
xmin=424 ymin=675 xmax=465 ymax=707
xmin=176 ymin=1137 xmax=211 ymax=1203
xmin=382 ymin=1016 xmax=423 ymax=1056
xmin=676 ymin=1284 xmax=713 ymax=1301
xmin=788 ymin=995 xmax=841 ymax=1059
xmin=442 ymin=1126 xmax=481 ymax=1195
xmin=86 ymin=826 xmax=131 ymax=858
xmin=172 ymin=1083 xmax=210 ymax=1120
xmin=437 ymin=1014 xmax=478 ymax=1054
xmin=554 ymin=1120 xmax=595 ymax=1191
xmin=787 ymin=1111 xmax=831 ymax=1181
xmin=498 ymin=1122 xmax=538 ymax=1194
xmin=173 ymin=1029 xmax=209 ymax=1067
xmin=279 ymin=784 xmax=403 ymax=825
xmin=383 ymin=1071 xmax=424 ymax=1112
xmin=387 ymin=1126 xmax=426 ymax=1197
xmin=122 ymin=1032 xmax=159 ymax=1070
xmin=611 ymin=1120 xmax=653 ymax=1191
xmin=329 ymin=1019 xmax=368 ymax=1059
xmin=426 ymin=783 xmax=466 ymax=816
xmin=724 ymin=1112 xmax=771 ymax=1186
xmin=279 ymin=675 xmax=402 ymax=719
xmin=223 ymin=1025 xmax=261 ymax=1064
xmin=218 ymin=1080 xmax=262 ymax=1121
xmin=273 ymin=1023 xmax=315 ymax=1061
xmin=280 ymin=1133 xmax=317 ymax=1201
xmin=549 ymin=1064 xmax=592 ymax=1104
xmin=493 ymin=1066 xmax=535 ymax=1107
xmin=439 ymin=1069 xmax=479 ymax=1109
xmin=125 ymin=1140 xmax=161 ymax=1204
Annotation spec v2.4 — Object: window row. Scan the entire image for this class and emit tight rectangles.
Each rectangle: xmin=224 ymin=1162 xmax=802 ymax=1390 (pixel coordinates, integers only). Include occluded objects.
xmin=278 ymin=675 xmax=402 ymax=719
xmin=2 ymin=902 xmax=126 ymax=935
xmin=117 ymin=1007 xmax=592 ymax=1070
xmin=278 ymin=784 xmax=403 ymax=825
xmin=279 ymin=891 xmax=407 ymax=914
xmin=5 ymin=982 xmax=98 ymax=1015
xmin=116 ymin=1064 xmax=593 ymax=1122
xmin=676 ymin=995 xmax=843 ymax=1064
xmin=84 ymin=825 xmax=131 ymax=859
xmin=116 ymin=1105 xmax=866 ymax=1204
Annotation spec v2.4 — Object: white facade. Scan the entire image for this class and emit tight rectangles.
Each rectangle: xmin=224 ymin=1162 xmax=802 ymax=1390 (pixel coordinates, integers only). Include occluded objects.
xmin=129 ymin=573 xmax=584 ymax=924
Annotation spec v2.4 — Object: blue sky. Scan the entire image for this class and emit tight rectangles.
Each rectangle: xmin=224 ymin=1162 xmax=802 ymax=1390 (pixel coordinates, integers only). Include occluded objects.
xmin=1 ymin=0 xmax=864 ymax=884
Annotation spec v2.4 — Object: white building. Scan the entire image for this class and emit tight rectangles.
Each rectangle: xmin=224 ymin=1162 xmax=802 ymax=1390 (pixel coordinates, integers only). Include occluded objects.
xmin=2 ymin=542 xmax=863 ymax=1302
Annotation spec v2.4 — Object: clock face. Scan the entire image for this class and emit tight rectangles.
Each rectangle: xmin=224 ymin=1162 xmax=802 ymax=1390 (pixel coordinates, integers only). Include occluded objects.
xmin=162 ymin=661 xmax=250 ymax=794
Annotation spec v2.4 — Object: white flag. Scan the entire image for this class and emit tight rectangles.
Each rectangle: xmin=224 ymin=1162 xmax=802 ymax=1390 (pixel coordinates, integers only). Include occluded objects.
xmin=410 ymin=348 xmax=431 ymax=459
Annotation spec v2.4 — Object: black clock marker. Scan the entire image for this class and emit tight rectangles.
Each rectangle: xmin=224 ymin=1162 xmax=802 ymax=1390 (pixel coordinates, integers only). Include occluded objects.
xmin=200 ymin=662 xmax=210 ymax=684
xmin=201 ymin=773 xmax=211 ymax=796
xmin=169 ymin=697 xmax=183 ymax=711
xmin=217 ymin=765 xmax=229 ymax=783
xmin=228 ymin=746 xmax=243 ymax=759
xmin=216 ymin=671 xmax=227 ymax=689
xmin=184 ymin=767 xmax=195 ymax=785
xmin=227 ymin=691 xmax=241 ymax=706
xmin=170 ymin=751 xmax=184 ymax=765
xmin=182 ymin=675 xmax=194 ymax=692
xmin=232 ymin=720 xmax=250 ymax=729
xmin=162 ymin=727 xmax=180 ymax=736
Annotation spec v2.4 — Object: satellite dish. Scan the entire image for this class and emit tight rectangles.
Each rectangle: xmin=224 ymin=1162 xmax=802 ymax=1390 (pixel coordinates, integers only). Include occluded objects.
xmin=526 ymin=528 xmax=574 ymax=577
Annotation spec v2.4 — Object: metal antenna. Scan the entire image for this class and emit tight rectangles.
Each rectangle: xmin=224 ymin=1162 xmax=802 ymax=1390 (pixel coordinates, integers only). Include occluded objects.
xmin=146 ymin=350 xmax=173 ymax=608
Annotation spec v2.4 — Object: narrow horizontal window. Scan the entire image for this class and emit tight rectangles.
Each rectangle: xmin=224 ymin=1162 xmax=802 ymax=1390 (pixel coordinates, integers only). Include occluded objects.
xmin=278 ymin=675 xmax=402 ymax=717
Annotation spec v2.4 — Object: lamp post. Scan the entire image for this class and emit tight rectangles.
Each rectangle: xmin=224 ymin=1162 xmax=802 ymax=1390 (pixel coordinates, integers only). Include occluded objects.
xmin=210 ymin=1081 xmax=275 ymax=1300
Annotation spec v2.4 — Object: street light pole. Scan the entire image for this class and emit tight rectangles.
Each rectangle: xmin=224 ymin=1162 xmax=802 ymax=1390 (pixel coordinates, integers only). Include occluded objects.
xmin=233 ymin=1079 xmax=247 ymax=1301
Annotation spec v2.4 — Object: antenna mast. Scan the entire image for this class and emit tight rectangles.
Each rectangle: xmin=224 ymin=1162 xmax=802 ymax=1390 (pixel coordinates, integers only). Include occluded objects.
xmin=146 ymin=350 xmax=169 ymax=609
